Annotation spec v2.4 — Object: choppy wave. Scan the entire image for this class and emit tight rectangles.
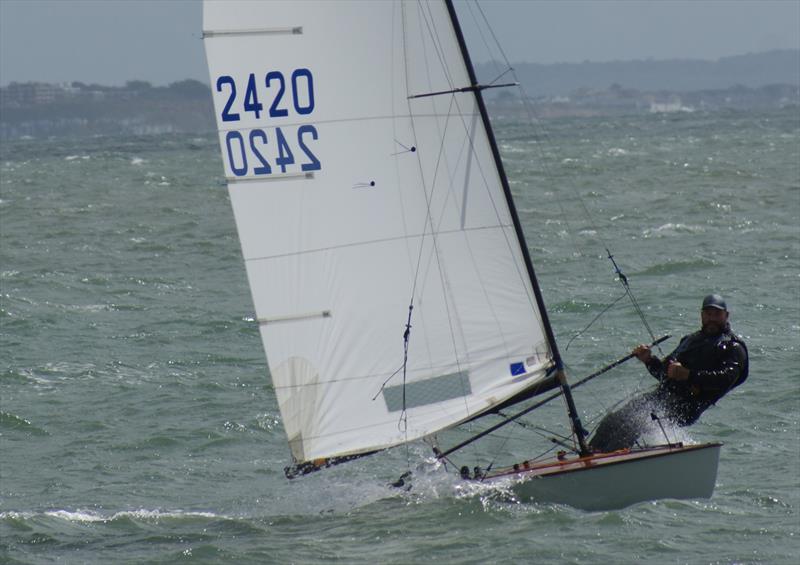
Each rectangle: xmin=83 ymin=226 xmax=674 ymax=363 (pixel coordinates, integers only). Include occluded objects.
xmin=638 ymin=257 xmax=718 ymax=276
xmin=0 ymin=411 xmax=49 ymax=436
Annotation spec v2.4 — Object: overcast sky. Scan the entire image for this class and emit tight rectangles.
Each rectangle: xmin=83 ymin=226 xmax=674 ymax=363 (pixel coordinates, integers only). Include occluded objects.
xmin=1 ymin=0 xmax=798 ymax=86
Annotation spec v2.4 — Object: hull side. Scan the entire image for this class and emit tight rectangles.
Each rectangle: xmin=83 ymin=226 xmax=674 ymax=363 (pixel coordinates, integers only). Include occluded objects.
xmin=486 ymin=443 xmax=721 ymax=511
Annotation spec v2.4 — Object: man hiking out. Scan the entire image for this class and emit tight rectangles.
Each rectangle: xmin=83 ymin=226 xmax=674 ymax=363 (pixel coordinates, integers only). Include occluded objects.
xmin=589 ymin=294 xmax=749 ymax=452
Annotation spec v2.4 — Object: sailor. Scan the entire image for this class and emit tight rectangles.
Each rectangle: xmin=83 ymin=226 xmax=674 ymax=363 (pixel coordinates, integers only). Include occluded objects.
xmin=588 ymin=294 xmax=749 ymax=452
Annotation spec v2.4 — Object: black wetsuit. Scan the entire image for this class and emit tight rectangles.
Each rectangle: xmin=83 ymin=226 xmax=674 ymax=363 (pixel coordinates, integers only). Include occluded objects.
xmin=588 ymin=327 xmax=749 ymax=452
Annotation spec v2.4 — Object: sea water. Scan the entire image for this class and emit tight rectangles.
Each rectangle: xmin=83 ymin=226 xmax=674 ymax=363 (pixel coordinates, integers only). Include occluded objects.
xmin=1 ymin=108 xmax=798 ymax=563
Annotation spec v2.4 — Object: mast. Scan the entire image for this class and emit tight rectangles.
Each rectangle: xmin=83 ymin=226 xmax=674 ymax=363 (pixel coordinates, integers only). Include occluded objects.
xmin=443 ymin=0 xmax=590 ymax=455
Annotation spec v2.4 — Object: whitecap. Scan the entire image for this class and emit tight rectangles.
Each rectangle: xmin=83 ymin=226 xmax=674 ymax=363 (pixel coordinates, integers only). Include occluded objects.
xmin=45 ymin=509 xmax=107 ymax=522
xmin=643 ymin=223 xmax=704 ymax=237
xmin=0 ymin=511 xmax=34 ymax=520
xmin=41 ymin=508 xmax=227 ymax=523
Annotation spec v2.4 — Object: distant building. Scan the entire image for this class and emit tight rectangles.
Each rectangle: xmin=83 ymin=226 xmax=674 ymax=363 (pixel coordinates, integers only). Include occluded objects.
xmin=1 ymin=82 xmax=62 ymax=106
xmin=648 ymin=95 xmax=694 ymax=113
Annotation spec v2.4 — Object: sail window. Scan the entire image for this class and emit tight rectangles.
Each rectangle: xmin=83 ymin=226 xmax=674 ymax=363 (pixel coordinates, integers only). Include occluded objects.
xmin=382 ymin=371 xmax=471 ymax=412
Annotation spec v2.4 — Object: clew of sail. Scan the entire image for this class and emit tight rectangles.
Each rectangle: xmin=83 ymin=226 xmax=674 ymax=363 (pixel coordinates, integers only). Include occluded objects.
xmin=203 ymin=0 xmax=555 ymax=465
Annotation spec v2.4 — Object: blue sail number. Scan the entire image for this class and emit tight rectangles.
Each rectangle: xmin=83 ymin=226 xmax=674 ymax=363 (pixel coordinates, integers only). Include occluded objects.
xmin=291 ymin=69 xmax=314 ymax=115
xmin=225 ymin=127 xmax=320 ymax=177
xmin=249 ymin=130 xmax=272 ymax=175
xmin=225 ymin=131 xmax=247 ymax=175
xmin=243 ymin=73 xmax=263 ymax=119
xmin=216 ymin=76 xmax=241 ymax=122
xmin=265 ymin=71 xmax=289 ymax=118
xmin=217 ymin=69 xmax=320 ymax=175
xmin=217 ymin=69 xmax=316 ymax=122
xmin=297 ymin=125 xmax=321 ymax=171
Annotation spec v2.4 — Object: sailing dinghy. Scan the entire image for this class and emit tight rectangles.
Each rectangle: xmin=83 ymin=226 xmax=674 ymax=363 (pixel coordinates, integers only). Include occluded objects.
xmin=202 ymin=0 xmax=721 ymax=510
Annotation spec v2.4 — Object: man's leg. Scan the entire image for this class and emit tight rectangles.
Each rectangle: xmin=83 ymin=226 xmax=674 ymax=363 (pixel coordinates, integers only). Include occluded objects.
xmin=588 ymin=394 xmax=652 ymax=452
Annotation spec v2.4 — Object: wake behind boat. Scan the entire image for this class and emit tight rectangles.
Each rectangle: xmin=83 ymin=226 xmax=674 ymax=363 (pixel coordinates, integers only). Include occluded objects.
xmin=201 ymin=0 xmax=721 ymax=510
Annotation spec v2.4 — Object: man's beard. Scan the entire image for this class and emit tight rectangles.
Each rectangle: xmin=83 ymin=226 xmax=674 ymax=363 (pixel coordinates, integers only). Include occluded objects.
xmin=702 ymin=321 xmax=726 ymax=335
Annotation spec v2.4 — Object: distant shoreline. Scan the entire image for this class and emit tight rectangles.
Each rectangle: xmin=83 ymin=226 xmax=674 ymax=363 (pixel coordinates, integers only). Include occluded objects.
xmin=1 ymin=49 xmax=797 ymax=141
xmin=2 ymin=49 xmax=796 ymax=91
xmin=475 ymin=49 xmax=799 ymax=97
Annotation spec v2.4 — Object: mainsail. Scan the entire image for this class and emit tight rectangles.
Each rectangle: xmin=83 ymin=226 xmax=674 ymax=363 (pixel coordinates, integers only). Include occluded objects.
xmin=203 ymin=0 xmax=558 ymax=466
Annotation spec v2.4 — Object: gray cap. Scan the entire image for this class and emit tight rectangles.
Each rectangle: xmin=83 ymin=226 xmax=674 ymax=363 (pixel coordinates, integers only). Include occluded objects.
xmin=702 ymin=294 xmax=727 ymax=311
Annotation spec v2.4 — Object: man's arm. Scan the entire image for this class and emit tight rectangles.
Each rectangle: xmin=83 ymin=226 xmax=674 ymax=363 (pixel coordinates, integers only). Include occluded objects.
xmin=644 ymin=356 xmax=667 ymax=380
xmin=633 ymin=343 xmax=676 ymax=381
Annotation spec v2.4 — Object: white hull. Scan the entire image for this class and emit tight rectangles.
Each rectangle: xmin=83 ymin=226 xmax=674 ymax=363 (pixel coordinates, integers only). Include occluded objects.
xmin=481 ymin=443 xmax=721 ymax=511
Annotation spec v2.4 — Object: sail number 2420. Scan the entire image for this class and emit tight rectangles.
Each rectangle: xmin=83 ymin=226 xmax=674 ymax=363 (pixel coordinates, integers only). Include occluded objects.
xmin=216 ymin=69 xmax=321 ymax=177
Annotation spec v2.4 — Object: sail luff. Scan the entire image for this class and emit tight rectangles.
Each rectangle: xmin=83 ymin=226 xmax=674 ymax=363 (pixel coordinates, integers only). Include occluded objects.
xmin=442 ymin=0 xmax=565 ymax=372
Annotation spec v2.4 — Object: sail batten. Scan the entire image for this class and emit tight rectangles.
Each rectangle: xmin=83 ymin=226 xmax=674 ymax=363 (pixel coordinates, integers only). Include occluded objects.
xmin=258 ymin=310 xmax=331 ymax=326
xmin=227 ymin=172 xmax=314 ymax=184
xmin=203 ymin=27 xmax=302 ymax=38
xmin=204 ymin=0 xmax=556 ymax=464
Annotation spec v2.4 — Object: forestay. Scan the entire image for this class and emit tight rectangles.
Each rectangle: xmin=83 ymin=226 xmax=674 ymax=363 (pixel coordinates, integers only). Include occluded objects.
xmin=203 ymin=0 xmax=554 ymax=465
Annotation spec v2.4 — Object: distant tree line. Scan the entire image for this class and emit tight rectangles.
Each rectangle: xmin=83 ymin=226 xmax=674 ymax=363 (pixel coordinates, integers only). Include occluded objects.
xmin=0 ymin=79 xmax=215 ymax=139
xmin=476 ymin=49 xmax=800 ymax=97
